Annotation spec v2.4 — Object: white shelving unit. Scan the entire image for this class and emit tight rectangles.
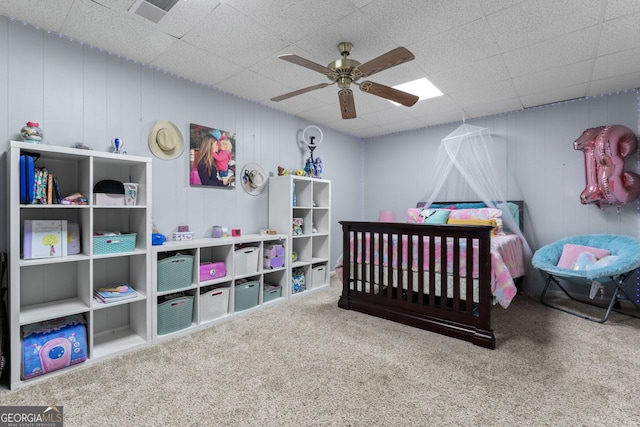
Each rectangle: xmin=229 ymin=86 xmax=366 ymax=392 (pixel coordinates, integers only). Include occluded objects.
xmin=6 ymin=141 xmax=152 ymax=389
xmin=151 ymin=234 xmax=288 ymax=340
xmin=268 ymin=176 xmax=331 ymax=296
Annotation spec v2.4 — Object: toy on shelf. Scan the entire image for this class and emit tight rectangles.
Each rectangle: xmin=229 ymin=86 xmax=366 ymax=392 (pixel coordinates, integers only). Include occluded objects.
xmin=20 ymin=121 xmax=43 ymax=143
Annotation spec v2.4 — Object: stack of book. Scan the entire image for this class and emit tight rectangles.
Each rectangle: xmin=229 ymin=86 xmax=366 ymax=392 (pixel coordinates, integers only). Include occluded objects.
xmin=93 ymin=285 xmax=137 ymax=304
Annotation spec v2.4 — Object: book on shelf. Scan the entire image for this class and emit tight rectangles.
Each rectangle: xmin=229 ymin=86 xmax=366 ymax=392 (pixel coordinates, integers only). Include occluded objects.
xmin=93 ymin=286 xmax=138 ymax=304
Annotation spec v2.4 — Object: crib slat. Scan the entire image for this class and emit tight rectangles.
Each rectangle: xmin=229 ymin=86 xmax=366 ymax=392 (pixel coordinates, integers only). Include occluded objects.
xmin=453 ymin=236 xmax=460 ymax=313
xmin=466 ymin=237 xmax=474 ymax=315
xmin=428 ymin=235 xmax=435 ymax=308
xmin=440 ymin=236 xmax=447 ymax=304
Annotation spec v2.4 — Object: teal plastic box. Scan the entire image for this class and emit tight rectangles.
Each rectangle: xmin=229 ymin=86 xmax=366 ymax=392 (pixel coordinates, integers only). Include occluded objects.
xmin=93 ymin=233 xmax=136 ymax=255
xmin=157 ymin=254 xmax=194 ymax=292
xmin=263 ymin=284 xmax=282 ymax=303
xmin=157 ymin=295 xmax=194 ymax=335
xmin=234 ymin=281 xmax=259 ymax=312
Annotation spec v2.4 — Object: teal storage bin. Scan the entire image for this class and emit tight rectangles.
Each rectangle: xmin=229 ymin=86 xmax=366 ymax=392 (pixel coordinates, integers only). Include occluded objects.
xmin=235 ymin=281 xmax=259 ymax=312
xmin=94 ymin=233 xmax=136 ymax=255
xmin=157 ymin=295 xmax=194 ymax=335
xmin=263 ymin=284 xmax=282 ymax=303
xmin=157 ymin=254 xmax=194 ymax=292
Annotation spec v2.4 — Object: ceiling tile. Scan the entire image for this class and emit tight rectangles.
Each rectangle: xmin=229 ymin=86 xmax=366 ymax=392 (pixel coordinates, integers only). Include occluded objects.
xmin=463 ymin=97 xmax=522 ymax=118
xmin=604 ymin=0 xmax=640 ymax=20
xmin=151 ymin=41 xmax=244 ymax=86
xmin=448 ymin=80 xmax=518 ymax=107
xmin=487 ymin=0 xmax=601 ymax=52
xmin=592 ymin=47 xmax=640 ymax=80
xmin=478 ymin=0 xmax=528 ymax=16
xmin=293 ymin=11 xmax=397 ymax=68
xmin=512 ymin=60 xmax=592 ymax=95
xmin=182 ymin=4 xmax=287 ymax=68
xmin=418 ymin=110 xmax=466 ymax=127
xmin=429 ymin=55 xmax=510 ymax=93
xmin=502 ymin=27 xmax=598 ymax=77
xmin=215 ymin=70 xmax=287 ymax=102
xmin=361 ymin=0 xmax=483 ymax=46
xmin=379 ymin=117 xmax=426 ymax=133
xmin=598 ymin=12 xmax=640 ymax=56
xmin=0 ymin=0 xmax=75 ymax=33
xmin=520 ymin=83 xmax=588 ymax=108
xmin=224 ymin=0 xmax=356 ymax=43
xmin=588 ymin=72 xmax=640 ymax=96
xmin=62 ymin=0 xmax=176 ymax=64
xmin=407 ymin=95 xmax=460 ymax=118
xmin=411 ymin=18 xmax=499 ymax=74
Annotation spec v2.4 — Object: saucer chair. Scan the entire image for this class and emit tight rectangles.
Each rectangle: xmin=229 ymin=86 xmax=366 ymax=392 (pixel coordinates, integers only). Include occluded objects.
xmin=532 ymin=234 xmax=640 ymax=323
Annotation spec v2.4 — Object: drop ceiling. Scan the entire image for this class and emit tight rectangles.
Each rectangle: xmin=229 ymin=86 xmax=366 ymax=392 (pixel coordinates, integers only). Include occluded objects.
xmin=2 ymin=0 xmax=639 ymax=139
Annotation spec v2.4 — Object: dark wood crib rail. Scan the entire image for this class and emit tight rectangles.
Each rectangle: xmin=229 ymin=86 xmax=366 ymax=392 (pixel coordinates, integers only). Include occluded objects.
xmin=338 ymin=221 xmax=495 ymax=349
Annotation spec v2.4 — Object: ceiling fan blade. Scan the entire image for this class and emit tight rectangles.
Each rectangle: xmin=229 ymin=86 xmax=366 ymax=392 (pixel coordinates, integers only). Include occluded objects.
xmin=338 ymin=89 xmax=356 ymax=119
xmin=278 ymin=54 xmax=334 ymax=76
xmin=271 ymin=83 xmax=330 ymax=102
xmin=359 ymin=81 xmax=419 ymax=107
xmin=355 ymin=47 xmax=415 ymax=77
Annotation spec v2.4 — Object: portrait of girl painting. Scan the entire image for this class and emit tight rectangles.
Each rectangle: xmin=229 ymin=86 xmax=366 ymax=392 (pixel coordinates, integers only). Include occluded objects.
xmin=189 ymin=123 xmax=236 ymax=189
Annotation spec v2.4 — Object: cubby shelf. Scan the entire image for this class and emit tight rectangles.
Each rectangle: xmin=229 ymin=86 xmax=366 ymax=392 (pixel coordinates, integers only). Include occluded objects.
xmin=268 ymin=176 xmax=331 ymax=297
xmin=151 ymin=234 xmax=288 ymax=340
xmin=6 ymin=141 xmax=152 ymax=389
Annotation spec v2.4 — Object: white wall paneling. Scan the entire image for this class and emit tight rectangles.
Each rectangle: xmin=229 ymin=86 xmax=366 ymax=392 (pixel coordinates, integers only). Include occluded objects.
xmin=0 ymin=17 xmax=362 ymax=271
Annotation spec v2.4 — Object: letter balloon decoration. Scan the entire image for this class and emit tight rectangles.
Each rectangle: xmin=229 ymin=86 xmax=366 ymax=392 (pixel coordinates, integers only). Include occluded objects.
xmin=574 ymin=125 xmax=640 ymax=207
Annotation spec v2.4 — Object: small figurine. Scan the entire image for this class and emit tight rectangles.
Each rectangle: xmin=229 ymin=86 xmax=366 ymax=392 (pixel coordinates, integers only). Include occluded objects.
xmin=313 ymin=157 xmax=323 ymax=178
xmin=112 ymin=137 xmax=126 ymax=154
xmin=304 ymin=157 xmax=313 ymax=176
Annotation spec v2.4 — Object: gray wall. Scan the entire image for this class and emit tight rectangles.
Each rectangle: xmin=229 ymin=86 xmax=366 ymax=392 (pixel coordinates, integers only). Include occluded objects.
xmin=2 ymin=17 xmax=638 ymax=296
xmin=0 ymin=17 xmax=362 ymax=270
xmin=364 ymin=91 xmax=640 ymax=295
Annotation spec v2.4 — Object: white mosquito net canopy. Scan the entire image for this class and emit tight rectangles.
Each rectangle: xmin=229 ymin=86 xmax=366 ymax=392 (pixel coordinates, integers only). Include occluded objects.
xmin=420 ymin=123 xmax=532 ymax=258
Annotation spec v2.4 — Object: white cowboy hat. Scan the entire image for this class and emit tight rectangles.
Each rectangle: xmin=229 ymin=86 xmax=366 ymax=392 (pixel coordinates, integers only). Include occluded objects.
xmin=241 ymin=163 xmax=267 ymax=196
xmin=148 ymin=120 xmax=184 ymax=160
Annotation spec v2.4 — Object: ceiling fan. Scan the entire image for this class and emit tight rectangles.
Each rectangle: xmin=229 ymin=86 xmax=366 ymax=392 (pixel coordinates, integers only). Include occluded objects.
xmin=270 ymin=42 xmax=419 ymax=119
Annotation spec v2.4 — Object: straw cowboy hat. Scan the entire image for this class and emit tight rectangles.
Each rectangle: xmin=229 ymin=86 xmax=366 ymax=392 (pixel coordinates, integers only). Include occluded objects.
xmin=148 ymin=120 xmax=184 ymax=160
xmin=241 ymin=163 xmax=267 ymax=196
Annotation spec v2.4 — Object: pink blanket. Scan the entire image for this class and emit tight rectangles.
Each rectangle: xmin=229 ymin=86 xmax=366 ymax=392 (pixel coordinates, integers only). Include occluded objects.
xmin=349 ymin=233 xmax=522 ymax=308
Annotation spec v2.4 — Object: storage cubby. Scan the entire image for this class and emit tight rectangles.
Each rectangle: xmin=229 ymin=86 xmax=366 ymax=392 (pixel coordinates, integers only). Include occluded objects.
xmin=151 ymin=234 xmax=288 ymax=340
xmin=6 ymin=141 xmax=152 ymax=389
xmin=269 ymin=176 xmax=331 ymax=296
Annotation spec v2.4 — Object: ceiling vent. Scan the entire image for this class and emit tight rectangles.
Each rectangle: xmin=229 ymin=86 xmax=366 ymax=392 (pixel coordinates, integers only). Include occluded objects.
xmin=130 ymin=0 xmax=179 ymax=24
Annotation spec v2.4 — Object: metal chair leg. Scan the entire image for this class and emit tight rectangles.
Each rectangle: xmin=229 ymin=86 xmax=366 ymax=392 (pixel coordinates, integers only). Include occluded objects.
xmin=539 ymin=272 xmax=639 ymax=323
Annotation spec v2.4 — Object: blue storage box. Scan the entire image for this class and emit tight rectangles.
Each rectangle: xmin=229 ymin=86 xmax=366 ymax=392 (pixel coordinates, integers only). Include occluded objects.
xmin=157 ymin=295 xmax=194 ymax=335
xmin=235 ymin=280 xmax=259 ymax=312
xmin=157 ymin=253 xmax=194 ymax=292
xmin=21 ymin=314 xmax=88 ymax=380
xmin=94 ymin=232 xmax=136 ymax=255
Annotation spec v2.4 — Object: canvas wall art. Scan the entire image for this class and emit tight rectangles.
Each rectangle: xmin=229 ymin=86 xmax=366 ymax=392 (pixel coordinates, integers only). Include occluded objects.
xmin=189 ymin=123 xmax=236 ymax=188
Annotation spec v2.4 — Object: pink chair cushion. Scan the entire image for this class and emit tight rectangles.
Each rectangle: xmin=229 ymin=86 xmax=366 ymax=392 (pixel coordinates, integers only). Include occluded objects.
xmin=556 ymin=243 xmax=611 ymax=269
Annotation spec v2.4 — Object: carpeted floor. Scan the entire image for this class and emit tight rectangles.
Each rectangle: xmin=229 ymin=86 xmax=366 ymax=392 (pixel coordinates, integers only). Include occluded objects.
xmin=1 ymin=275 xmax=639 ymax=426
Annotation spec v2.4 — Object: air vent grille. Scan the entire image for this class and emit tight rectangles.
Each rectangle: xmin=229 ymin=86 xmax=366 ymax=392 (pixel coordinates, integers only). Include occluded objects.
xmin=146 ymin=0 xmax=179 ymax=12
xmin=132 ymin=0 xmax=179 ymax=23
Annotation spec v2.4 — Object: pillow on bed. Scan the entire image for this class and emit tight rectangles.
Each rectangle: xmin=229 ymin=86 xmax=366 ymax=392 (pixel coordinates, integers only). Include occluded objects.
xmin=496 ymin=202 xmax=520 ymax=234
xmin=447 ymin=218 xmax=498 ymax=235
xmin=556 ymin=244 xmax=611 ymax=269
xmin=418 ymin=209 xmax=451 ymax=224
xmin=448 ymin=208 xmax=504 ymax=234
xmin=406 ymin=208 xmax=451 ymax=224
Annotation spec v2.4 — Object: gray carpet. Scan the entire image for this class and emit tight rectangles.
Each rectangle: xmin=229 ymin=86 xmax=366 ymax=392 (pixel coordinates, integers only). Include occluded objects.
xmin=2 ymin=275 xmax=639 ymax=426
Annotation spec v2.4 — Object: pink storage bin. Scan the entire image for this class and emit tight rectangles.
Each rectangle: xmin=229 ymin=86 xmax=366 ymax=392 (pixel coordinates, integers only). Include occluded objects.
xmin=199 ymin=262 xmax=226 ymax=282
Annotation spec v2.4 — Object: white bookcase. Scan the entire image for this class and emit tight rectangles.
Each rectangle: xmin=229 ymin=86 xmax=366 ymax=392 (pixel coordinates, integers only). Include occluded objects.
xmin=151 ymin=234 xmax=288 ymax=340
xmin=6 ymin=141 xmax=152 ymax=389
xmin=268 ymin=176 xmax=331 ymax=296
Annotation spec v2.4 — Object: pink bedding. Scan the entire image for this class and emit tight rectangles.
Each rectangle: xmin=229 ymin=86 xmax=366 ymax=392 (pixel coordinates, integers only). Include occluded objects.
xmin=349 ymin=233 xmax=523 ymax=308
